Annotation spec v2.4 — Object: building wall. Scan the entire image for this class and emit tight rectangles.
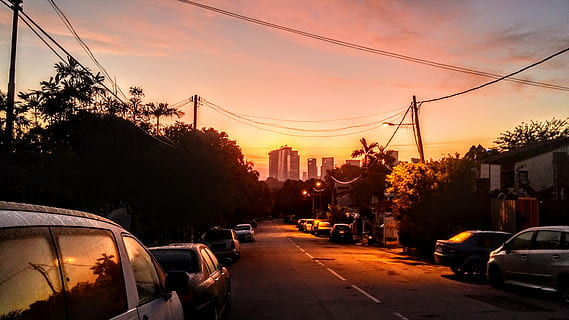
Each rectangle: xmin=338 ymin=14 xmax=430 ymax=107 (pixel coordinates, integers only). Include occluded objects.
xmin=268 ymin=146 xmax=300 ymax=181
xmin=307 ymin=158 xmax=318 ymax=180
xmin=321 ymin=157 xmax=334 ymax=178
xmin=345 ymin=159 xmax=360 ymax=167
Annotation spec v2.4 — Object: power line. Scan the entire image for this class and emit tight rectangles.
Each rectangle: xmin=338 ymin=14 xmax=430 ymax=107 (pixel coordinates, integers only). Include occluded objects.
xmin=204 ymin=99 xmax=405 ymax=133
xmin=16 ymin=9 xmax=127 ymax=105
xmin=174 ymin=0 xmax=569 ymax=92
xmin=47 ymin=0 xmax=128 ymax=101
xmin=203 ymin=99 xmax=393 ymax=137
xmin=421 ymin=47 xmax=569 ymax=104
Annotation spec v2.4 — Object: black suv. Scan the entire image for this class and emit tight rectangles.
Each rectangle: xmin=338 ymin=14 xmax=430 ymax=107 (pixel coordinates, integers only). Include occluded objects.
xmin=434 ymin=230 xmax=512 ymax=278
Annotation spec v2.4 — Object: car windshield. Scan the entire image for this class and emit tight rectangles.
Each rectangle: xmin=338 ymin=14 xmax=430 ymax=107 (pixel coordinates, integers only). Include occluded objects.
xmin=334 ymin=225 xmax=350 ymax=231
xmin=150 ymin=249 xmax=198 ymax=273
xmin=448 ymin=231 xmax=473 ymax=243
xmin=235 ymin=225 xmax=250 ymax=231
xmin=204 ymin=230 xmax=232 ymax=241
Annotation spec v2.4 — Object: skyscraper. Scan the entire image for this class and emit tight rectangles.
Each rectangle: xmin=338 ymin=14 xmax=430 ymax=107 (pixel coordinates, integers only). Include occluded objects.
xmin=268 ymin=146 xmax=300 ymax=181
xmin=307 ymin=158 xmax=318 ymax=180
xmin=321 ymin=157 xmax=334 ymax=178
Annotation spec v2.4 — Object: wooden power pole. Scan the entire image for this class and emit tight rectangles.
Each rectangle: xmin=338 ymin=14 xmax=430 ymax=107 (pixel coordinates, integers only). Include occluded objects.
xmin=4 ymin=0 xmax=22 ymax=153
xmin=412 ymin=95 xmax=425 ymax=163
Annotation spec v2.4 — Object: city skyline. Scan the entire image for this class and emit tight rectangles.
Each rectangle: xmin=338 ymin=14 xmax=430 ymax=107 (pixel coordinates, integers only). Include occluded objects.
xmin=1 ymin=1 xmax=567 ymax=180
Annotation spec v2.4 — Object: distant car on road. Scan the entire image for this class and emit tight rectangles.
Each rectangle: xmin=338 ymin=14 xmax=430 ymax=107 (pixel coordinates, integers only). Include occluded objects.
xmin=202 ymin=228 xmax=241 ymax=261
xmin=234 ymin=223 xmax=255 ymax=242
xmin=314 ymin=221 xmax=332 ymax=237
xmin=434 ymin=230 xmax=512 ymax=277
xmin=487 ymin=226 xmax=569 ymax=303
xmin=329 ymin=223 xmax=353 ymax=243
xmin=149 ymin=243 xmax=232 ymax=319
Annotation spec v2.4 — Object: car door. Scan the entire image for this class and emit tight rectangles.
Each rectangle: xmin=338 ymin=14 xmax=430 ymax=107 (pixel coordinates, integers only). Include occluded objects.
xmin=123 ymin=236 xmax=183 ymax=320
xmin=526 ymin=230 xmax=562 ymax=288
xmin=502 ymin=231 xmax=533 ymax=283
xmin=203 ymin=246 xmax=230 ymax=306
xmin=199 ymin=247 xmax=221 ymax=309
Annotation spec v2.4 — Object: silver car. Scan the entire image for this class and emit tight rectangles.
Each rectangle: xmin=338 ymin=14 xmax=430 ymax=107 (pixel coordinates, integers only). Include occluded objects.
xmin=487 ymin=225 xmax=569 ymax=303
xmin=0 ymin=201 xmax=187 ymax=320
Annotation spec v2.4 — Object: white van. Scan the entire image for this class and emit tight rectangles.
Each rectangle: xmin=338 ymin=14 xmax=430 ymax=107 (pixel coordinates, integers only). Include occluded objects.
xmin=0 ymin=201 xmax=187 ymax=320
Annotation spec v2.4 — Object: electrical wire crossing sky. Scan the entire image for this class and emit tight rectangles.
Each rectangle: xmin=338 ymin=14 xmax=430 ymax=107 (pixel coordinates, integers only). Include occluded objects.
xmin=1 ymin=0 xmax=568 ymax=179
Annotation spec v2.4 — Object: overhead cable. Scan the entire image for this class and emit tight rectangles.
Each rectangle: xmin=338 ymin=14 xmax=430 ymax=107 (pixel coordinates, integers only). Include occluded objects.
xmin=421 ymin=47 xmax=569 ymax=104
xmin=47 ymin=0 xmax=128 ymax=101
xmin=175 ymin=0 xmax=569 ymax=92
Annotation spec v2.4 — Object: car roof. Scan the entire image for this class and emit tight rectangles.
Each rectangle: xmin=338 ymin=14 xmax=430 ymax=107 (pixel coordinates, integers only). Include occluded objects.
xmin=148 ymin=243 xmax=205 ymax=251
xmin=518 ymin=226 xmax=569 ymax=232
xmin=0 ymin=201 xmax=121 ymax=228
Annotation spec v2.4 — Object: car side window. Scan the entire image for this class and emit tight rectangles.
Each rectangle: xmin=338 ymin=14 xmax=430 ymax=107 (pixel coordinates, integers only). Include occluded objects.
xmin=203 ymin=247 xmax=221 ymax=270
xmin=123 ymin=236 xmax=163 ymax=304
xmin=200 ymin=248 xmax=217 ymax=274
xmin=533 ymin=230 xmax=561 ymax=250
xmin=54 ymin=227 xmax=127 ymax=320
xmin=509 ymin=231 xmax=533 ymax=250
xmin=562 ymin=233 xmax=569 ymax=249
xmin=0 ymin=227 xmax=66 ymax=320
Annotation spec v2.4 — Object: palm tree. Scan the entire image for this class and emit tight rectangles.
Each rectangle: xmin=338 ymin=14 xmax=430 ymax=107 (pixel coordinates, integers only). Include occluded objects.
xmin=144 ymin=102 xmax=185 ymax=134
xmin=351 ymin=138 xmax=379 ymax=169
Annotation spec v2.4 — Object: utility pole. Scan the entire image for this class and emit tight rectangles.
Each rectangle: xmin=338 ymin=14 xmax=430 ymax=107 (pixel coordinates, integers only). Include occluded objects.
xmin=192 ymin=94 xmax=200 ymax=130
xmin=412 ymin=95 xmax=425 ymax=163
xmin=4 ymin=0 xmax=22 ymax=154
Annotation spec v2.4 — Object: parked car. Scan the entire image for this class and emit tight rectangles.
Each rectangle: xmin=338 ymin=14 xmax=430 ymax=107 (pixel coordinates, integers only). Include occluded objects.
xmin=434 ymin=230 xmax=512 ymax=277
xmin=202 ymin=228 xmax=241 ymax=260
xmin=297 ymin=218 xmax=308 ymax=230
xmin=314 ymin=221 xmax=332 ymax=237
xmin=234 ymin=223 xmax=255 ymax=242
xmin=330 ymin=223 xmax=353 ymax=243
xmin=0 ymin=201 xmax=187 ymax=320
xmin=311 ymin=219 xmax=327 ymax=235
xmin=149 ymin=243 xmax=232 ymax=319
xmin=303 ymin=219 xmax=315 ymax=233
xmin=487 ymin=226 xmax=569 ymax=303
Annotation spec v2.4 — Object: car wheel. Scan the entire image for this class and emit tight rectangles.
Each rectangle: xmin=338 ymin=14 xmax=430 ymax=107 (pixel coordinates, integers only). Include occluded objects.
xmin=466 ymin=260 xmax=485 ymax=279
xmin=451 ymin=266 xmax=464 ymax=276
xmin=488 ymin=265 xmax=504 ymax=288
xmin=558 ymin=276 xmax=569 ymax=304
xmin=209 ymin=304 xmax=220 ymax=320
xmin=224 ymin=281 xmax=232 ymax=312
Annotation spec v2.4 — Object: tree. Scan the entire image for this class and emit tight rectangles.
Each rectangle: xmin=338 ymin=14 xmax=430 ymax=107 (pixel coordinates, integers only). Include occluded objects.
xmin=494 ymin=117 xmax=569 ymax=151
xmin=464 ymin=144 xmax=499 ymax=162
xmin=351 ymin=138 xmax=379 ymax=168
xmin=387 ymin=157 xmax=488 ymax=255
xmin=143 ymin=102 xmax=184 ymax=134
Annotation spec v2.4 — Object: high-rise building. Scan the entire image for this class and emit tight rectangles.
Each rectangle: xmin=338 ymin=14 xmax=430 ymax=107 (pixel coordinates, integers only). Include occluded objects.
xmin=321 ymin=157 xmax=334 ymax=178
xmin=345 ymin=159 xmax=360 ymax=167
xmin=307 ymin=158 xmax=318 ymax=180
xmin=268 ymin=146 xmax=300 ymax=181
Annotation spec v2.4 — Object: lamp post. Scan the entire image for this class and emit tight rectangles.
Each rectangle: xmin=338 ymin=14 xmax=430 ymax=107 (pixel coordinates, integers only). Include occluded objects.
xmin=312 ymin=180 xmax=326 ymax=217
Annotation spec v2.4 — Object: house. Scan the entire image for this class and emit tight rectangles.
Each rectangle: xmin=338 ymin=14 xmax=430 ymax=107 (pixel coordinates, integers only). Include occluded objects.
xmin=481 ymin=136 xmax=569 ymax=200
xmin=480 ymin=137 xmax=569 ymax=232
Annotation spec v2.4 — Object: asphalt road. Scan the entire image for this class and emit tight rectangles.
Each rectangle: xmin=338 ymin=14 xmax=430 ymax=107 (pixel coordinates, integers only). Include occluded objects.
xmin=226 ymin=219 xmax=569 ymax=320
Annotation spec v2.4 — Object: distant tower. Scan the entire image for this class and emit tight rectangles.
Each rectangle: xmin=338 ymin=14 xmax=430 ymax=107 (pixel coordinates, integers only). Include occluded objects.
xmin=307 ymin=158 xmax=318 ymax=180
xmin=345 ymin=159 xmax=360 ymax=167
xmin=268 ymin=146 xmax=300 ymax=181
xmin=321 ymin=157 xmax=334 ymax=178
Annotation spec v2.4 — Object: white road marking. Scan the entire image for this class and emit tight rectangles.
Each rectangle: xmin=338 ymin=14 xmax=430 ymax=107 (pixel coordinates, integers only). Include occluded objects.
xmin=351 ymin=285 xmax=381 ymax=303
xmin=326 ymin=267 xmax=346 ymax=281
xmin=393 ymin=312 xmax=409 ymax=320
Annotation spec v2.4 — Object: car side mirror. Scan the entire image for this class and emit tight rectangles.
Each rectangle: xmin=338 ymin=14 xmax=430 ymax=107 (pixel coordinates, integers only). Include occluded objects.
xmin=165 ymin=271 xmax=190 ymax=292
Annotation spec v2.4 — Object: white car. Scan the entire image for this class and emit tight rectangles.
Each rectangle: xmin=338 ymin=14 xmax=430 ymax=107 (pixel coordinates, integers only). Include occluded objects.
xmin=0 ymin=201 xmax=187 ymax=320
xmin=234 ymin=223 xmax=255 ymax=242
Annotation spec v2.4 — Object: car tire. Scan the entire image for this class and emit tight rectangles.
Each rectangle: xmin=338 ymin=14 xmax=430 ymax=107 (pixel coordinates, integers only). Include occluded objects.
xmin=558 ymin=276 xmax=569 ymax=304
xmin=224 ymin=281 xmax=232 ymax=313
xmin=451 ymin=266 xmax=464 ymax=276
xmin=465 ymin=260 xmax=486 ymax=279
xmin=488 ymin=265 xmax=504 ymax=288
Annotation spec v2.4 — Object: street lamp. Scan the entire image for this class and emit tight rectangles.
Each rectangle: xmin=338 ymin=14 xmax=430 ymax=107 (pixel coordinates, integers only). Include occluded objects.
xmin=312 ymin=180 xmax=326 ymax=216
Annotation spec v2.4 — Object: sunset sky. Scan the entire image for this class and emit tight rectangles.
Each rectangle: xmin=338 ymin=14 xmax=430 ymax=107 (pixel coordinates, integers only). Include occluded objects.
xmin=1 ymin=0 xmax=568 ymax=179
